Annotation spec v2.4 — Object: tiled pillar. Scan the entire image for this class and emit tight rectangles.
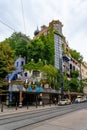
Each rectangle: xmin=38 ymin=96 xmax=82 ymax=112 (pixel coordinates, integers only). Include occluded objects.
xmin=19 ymin=91 xmax=22 ymax=108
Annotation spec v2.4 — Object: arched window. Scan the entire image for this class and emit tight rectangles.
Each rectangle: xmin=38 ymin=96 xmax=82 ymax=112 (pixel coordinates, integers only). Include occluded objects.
xmin=70 ymin=64 xmax=72 ymax=70
xmin=73 ymin=66 xmax=75 ymax=70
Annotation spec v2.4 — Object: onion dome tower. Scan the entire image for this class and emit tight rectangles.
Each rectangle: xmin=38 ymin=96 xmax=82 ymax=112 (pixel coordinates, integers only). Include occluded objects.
xmin=34 ymin=26 xmax=39 ymax=36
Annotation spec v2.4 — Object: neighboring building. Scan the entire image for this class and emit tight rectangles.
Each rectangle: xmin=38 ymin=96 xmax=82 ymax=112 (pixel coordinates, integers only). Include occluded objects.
xmin=81 ymin=62 xmax=87 ymax=79
xmin=69 ymin=57 xmax=80 ymax=75
xmin=62 ymin=55 xmax=80 ymax=78
xmin=62 ymin=55 xmax=71 ymax=76
xmin=81 ymin=62 xmax=87 ymax=94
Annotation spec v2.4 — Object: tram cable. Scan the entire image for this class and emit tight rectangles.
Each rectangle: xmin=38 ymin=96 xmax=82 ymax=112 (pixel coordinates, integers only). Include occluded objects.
xmin=0 ymin=19 xmax=16 ymax=32
xmin=20 ymin=0 xmax=26 ymax=34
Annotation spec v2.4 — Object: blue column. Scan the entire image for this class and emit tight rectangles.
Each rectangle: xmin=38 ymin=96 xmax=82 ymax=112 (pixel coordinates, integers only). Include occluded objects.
xmin=9 ymin=83 xmax=12 ymax=106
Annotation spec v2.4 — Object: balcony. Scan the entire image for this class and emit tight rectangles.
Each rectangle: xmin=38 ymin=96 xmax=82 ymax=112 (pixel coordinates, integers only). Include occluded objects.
xmin=63 ymin=55 xmax=70 ymax=61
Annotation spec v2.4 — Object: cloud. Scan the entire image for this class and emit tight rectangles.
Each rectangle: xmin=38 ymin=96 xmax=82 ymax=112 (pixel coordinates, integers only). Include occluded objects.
xmin=0 ymin=0 xmax=87 ymax=61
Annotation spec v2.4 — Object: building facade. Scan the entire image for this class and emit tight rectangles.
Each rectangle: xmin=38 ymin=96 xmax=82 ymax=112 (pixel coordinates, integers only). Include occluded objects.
xmin=7 ymin=56 xmax=26 ymax=80
xmin=81 ymin=62 xmax=87 ymax=79
xmin=81 ymin=62 xmax=87 ymax=94
xmin=34 ymin=20 xmax=63 ymax=70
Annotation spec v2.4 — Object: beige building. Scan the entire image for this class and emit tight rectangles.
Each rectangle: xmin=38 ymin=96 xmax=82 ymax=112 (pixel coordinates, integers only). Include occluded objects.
xmin=81 ymin=62 xmax=87 ymax=93
xmin=81 ymin=62 xmax=87 ymax=79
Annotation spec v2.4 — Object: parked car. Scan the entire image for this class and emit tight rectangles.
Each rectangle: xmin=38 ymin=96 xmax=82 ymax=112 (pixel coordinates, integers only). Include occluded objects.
xmin=75 ymin=98 xmax=82 ymax=103
xmin=58 ymin=99 xmax=71 ymax=105
xmin=75 ymin=97 xmax=87 ymax=103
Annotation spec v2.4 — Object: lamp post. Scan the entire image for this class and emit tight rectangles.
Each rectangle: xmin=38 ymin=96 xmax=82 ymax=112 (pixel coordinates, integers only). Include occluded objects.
xmin=19 ymin=83 xmax=23 ymax=108
xmin=25 ymin=79 xmax=28 ymax=109
xmin=9 ymin=79 xmax=12 ymax=107
xmin=36 ymin=93 xmax=38 ymax=108
xmin=40 ymin=93 xmax=42 ymax=106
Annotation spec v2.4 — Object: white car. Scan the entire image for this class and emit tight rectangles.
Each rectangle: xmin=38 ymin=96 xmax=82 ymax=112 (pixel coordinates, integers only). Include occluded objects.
xmin=58 ymin=99 xmax=71 ymax=105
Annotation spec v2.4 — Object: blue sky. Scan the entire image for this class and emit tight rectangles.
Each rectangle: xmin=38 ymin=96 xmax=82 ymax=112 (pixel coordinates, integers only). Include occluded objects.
xmin=0 ymin=0 xmax=87 ymax=61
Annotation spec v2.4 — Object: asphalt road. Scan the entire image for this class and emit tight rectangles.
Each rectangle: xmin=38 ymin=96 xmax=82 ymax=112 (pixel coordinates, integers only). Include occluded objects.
xmin=0 ymin=103 xmax=87 ymax=130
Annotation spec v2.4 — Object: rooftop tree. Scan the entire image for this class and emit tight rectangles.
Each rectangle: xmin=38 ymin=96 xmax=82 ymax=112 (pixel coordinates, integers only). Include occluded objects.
xmin=40 ymin=64 xmax=58 ymax=89
xmin=70 ymin=49 xmax=83 ymax=62
xmin=27 ymin=38 xmax=45 ymax=63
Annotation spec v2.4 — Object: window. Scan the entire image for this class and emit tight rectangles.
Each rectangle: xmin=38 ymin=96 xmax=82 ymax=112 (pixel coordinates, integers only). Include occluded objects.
xmin=21 ymin=61 xmax=24 ymax=65
xmin=70 ymin=64 xmax=72 ymax=70
xmin=73 ymin=66 xmax=75 ymax=70
xmin=17 ymin=62 xmax=19 ymax=67
xmin=24 ymin=72 xmax=27 ymax=77
xmin=33 ymin=70 xmax=40 ymax=77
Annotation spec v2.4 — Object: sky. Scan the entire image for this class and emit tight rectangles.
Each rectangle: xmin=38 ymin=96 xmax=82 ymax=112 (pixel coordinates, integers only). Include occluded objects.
xmin=0 ymin=0 xmax=87 ymax=61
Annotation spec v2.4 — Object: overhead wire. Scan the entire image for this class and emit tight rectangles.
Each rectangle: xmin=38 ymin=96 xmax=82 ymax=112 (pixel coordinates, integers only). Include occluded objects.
xmin=0 ymin=18 xmax=29 ymax=43
xmin=0 ymin=0 xmax=28 ymax=41
xmin=0 ymin=19 xmax=16 ymax=32
xmin=0 ymin=0 xmax=26 ymax=35
xmin=20 ymin=0 xmax=26 ymax=34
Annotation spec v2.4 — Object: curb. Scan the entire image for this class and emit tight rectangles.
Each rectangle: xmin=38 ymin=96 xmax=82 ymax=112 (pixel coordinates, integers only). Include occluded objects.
xmin=0 ymin=105 xmax=57 ymax=116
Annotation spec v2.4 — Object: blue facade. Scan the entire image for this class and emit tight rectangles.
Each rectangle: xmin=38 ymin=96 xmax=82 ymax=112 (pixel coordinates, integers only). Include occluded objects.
xmin=8 ymin=56 xmax=25 ymax=80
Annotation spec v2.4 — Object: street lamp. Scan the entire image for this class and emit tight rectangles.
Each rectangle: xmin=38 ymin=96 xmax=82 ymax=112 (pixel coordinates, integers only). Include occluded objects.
xmin=40 ymin=93 xmax=42 ymax=106
xmin=25 ymin=79 xmax=28 ymax=109
xmin=19 ymin=82 xmax=23 ymax=108
xmin=8 ymin=79 xmax=12 ymax=107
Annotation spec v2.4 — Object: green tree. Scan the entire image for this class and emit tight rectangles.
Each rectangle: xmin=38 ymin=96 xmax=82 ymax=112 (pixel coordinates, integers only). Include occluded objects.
xmin=47 ymin=26 xmax=54 ymax=61
xmin=69 ymin=78 xmax=79 ymax=92
xmin=23 ymin=60 xmax=43 ymax=71
xmin=70 ymin=49 xmax=83 ymax=62
xmin=70 ymin=70 xmax=79 ymax=78
xmin=40 ymin=64 xmax=58 ymax=89
xmin=14 ymin=39 xmax=28 ymax=58
xmin=40 ymin=34 xmax=54 ymax=65
xmin=78 ymin=78 xmax=87 ymax=93
xmin=0 ymin=43 xmax=15 ymax=93
xmin=27 ymin=38 xmax=45 ymax=62
xmin=2 ymin=32 xmax=31 ymax=60
xmin=0 ymin=43 xmax=15 ymax=79
xmin=63 ymin=76 xmax=69 ymax=91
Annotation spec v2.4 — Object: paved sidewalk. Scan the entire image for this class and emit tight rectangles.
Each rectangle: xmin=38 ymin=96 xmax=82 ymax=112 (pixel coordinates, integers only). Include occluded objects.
xmin=0 ymin=104 xmax=55 ymax=115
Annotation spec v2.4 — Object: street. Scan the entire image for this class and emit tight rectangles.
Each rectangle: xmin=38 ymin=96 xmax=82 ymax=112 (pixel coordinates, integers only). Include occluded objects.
xmin=0 ymin=103 xmax=87 ymax=130
xmin=28 ymin=109 xmax=87 ymax=130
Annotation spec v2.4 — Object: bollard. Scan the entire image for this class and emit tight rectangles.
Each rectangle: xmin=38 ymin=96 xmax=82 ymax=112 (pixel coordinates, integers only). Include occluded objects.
xmin=27 ymin=102 xmax=28 ymax=109
xmin=16 ymin=102 xmax=17 ymax=110
xmin=43 ymin=101 xmax=45 ymax=107
xmin=49 ymin=98 xmax=51 ymax=106
xmin=36 ymin=94 xmax=38 ymax=108
xmin=1 ymin=103 xmax=3 ymax=112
